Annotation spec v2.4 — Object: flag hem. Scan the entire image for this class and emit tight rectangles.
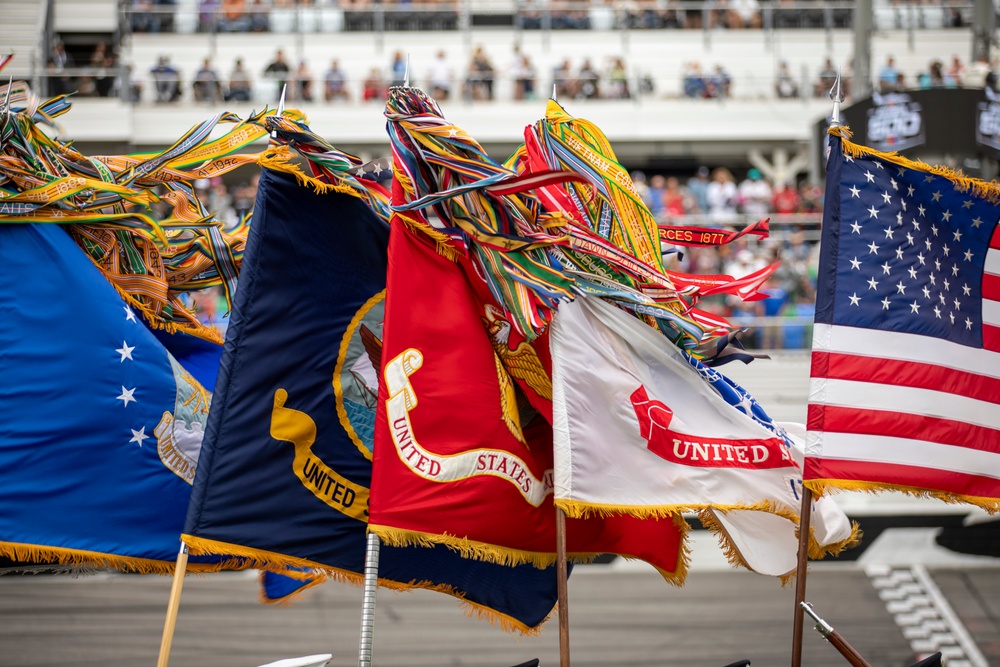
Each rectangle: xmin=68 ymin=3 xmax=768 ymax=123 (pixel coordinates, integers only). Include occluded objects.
xmin=0 ymin=540 xmax=237 ymax=574
xmin=804 ymin=479 xmax=1000 ymax=514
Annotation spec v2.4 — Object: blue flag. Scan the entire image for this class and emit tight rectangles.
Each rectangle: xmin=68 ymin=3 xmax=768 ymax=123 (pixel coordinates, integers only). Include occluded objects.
xmin=183 ymin=168 xmax=561 ymax=633
xmin=0 ymin=223 xmax=223 ymax=572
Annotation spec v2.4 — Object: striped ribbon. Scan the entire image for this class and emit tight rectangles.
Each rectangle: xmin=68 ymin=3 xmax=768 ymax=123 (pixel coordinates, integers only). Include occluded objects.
xmin=0 ymin=83 xmax=276 ymax=340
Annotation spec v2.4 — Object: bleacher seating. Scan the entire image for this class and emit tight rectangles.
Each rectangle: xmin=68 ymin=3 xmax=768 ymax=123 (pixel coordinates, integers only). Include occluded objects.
xmin=28 ymin=0 xmax=977 ymax=157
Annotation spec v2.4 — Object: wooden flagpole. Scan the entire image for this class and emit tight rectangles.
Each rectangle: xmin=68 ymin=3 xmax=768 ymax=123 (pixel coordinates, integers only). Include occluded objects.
xmin=793 ymin=69 xmax=845 ymax=667
xmin=156 ymin=542 xmax=189 ymax=667
xmin=555 ymin=507 xmax=571 ymax=667
xmin=358 ymin=532 xmax=381 ymax=667
xmin=790 ymin=486 xmax=813 ymax=667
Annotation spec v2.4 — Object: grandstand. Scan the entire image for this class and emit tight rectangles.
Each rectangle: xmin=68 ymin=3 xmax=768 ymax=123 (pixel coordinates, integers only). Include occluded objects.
xmin=4 ymin=0 xmax=983 ymax=172
xmin=2 ymin=0 xmax=994 ymax=366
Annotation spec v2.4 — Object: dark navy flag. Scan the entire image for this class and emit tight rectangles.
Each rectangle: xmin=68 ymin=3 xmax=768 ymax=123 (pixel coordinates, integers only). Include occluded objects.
xmin=0 ymin=223 xmax=221 ymax=571
xmin=183 ymin=168 xmax=561 ymax=633
xmin=805 ymin=130 xmax=1000 ymax=509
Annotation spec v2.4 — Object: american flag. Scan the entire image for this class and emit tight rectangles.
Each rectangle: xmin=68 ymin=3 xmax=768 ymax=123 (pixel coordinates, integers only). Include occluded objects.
xmin=804 ymin=132 xmax=1000 ymax=507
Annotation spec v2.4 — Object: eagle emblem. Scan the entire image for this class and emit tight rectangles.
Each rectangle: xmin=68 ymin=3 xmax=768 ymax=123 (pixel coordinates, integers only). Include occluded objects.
xmin=482 ymin=304 xmax=552 ymax=446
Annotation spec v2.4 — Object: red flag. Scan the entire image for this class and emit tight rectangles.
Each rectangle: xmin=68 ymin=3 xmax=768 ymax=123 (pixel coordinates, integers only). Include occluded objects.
xmin=369 ymin=221 xmax=687 ymax=580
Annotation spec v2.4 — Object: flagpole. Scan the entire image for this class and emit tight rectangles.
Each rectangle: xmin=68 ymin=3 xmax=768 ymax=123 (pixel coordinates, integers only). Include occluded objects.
xmin=555 ymin=507 xmax=571 ymax=667
xmin=789 ymin=486 xmax=813 ymax=667
xmin=358 ymin=532 xmax=380 ymax=667
xmin=792 ymin=71 xmax=845 ymax=667
xmin=156 ymin=541 xmax=189 ymax=667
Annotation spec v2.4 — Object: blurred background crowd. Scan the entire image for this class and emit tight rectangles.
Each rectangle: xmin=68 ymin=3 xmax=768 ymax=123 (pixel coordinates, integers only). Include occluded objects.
xmin=46 ymin=36 xmax=998 ymax=105
xmin=178 ymin=164 xmax=824 ymax=349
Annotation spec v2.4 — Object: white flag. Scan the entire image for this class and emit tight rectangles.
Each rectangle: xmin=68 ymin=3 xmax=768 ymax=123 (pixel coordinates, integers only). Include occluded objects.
xmin=550 ymin=295 xmax=856 ymax=576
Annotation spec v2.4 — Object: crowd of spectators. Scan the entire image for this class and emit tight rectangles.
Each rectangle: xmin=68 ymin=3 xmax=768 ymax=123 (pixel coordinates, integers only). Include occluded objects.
xmin=178 ymin=164 xmax=822 ymax=348
xmin=46 ymin=39 xmax=122 ymax=99
xmin=126 ymin=0 xmax=973 ymax=35
xmin=681 ymin=61 xmax=732 ymax=99
xmin=632 ymin=165 xmax=825 ymax=349
xmin=126 ymin=45 xmax=649 ymax=104
xmin=91 ymin=43 xmax=999 ymax=111
xmin=876 ymin=53 xmax=1000 ymax=93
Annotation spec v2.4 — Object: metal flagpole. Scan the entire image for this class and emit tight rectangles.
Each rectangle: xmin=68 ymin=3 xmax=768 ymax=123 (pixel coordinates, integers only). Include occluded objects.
xmin=358 ymin=532 xmax=381 ymax=667
xmin=791 ymin=71 xmax=844 ymax=667
xmin=555 ymin=507 xmax=571 ymax=667
xmin=156 ymin=542 xmax=189 ymax=667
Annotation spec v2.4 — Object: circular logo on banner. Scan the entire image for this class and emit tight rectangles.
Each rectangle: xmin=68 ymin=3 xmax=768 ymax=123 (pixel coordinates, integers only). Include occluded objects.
xmin=333 ymin=290 xmax=386 ymax=460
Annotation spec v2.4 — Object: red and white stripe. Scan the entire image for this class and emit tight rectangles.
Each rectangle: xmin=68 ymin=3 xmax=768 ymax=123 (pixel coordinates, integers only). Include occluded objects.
xmin=983 ymin=225 xmax=1000 ymax=351
xmin=806 ymin=322 xmax=1000 ymax=500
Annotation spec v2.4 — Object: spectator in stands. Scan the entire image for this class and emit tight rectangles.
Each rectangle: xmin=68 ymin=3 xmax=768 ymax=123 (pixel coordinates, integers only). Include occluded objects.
xmin=738 ymin=168 xmax=772 ymax=220
xmin=93 ymin=48 xmax=117 ymax=98
xmin=465 ymin=46 xmax=496 ymax=101
xmin=249 ymin=0 xmax=269 ymax=31
xmin=759 ymin=265 xmax=787 ymax=350
xmin=389 ymin=51 xmax=407 ymax=88
xmin=552 ymin=59 xmax=576 ymax=99
xmin=682 ymin=62 xmax=706 ymax=98
xmin=687 ymin=166 xmax=711 ymax=215
xmin=798 ymin=180 xmax=823 ymax=214
xmin=706 ymin=167 xmax=739 ymax=223
xmin=814 ymin=57 xmax=838 ymax=97
xmin=510 ymin=48 xmax=536 ymax=101
xmin=552 ymin=3 xmax=589 ymax=29
xmin=918 ymin=60 xmax=956 ymax=89
xmin=362 ymin=68 xmax=385 ymax=102
xmin=520 ymin=0 xmax=542 ymax=29
xmin=646 ymin=175 xmax=667 ymax=219
xmin=775 ymin=61 xmax=799 ymax=98
xmin=427 ymin=50 xmax=454 ymax=101
xmin=193 ymin=58 xmax=222 ymax=102
xmin=724 ymin=247 xmax=766 ymax=345
xmin=231 ymin=178 xmax=256 ymax=223
xmin=198 ymin=0 xmax=219 ymax=32
xmin=76 ymin=74 xmax=99 ymax=98
xmin=606 ymin=56 xmax=630 ymax=99
xmin=727 ymin=0 xmax=761 ymax=29
xmin=155 ymin=0 xmax=177 ymax=32
xmin=964 ymin=55 xmax=996 ymax=90
xmin=662 ymin=176 xmax=692 ymax=220
xmin=577 ymin=58 xmax=600 ymax=99
xmin=324 ymin=59 xmax=349 ymax=102
xmin=631 ymin=170 xmax=651 ymax=209
xmin=218 ymin=0 xmax=251 ymax=31
xmin=947 ymin=55 xmax=964 ymax=87
xmin=131 ymin=0 xmax=163 ymax=33
xmin=878 ymin=55 xmax=899 ymax=94
xmin=295 ymin=60 xmax=315 ymax=102
xmin=150 ymin=55 xmax=182 ymax=103
xmin=226 ymin=58 xmax=252 ymax=102
xmin=88 ymin=42 xmax=110 ymax=68
xmin=771 ymin=181 xmax=800 ymax=215
xmin=706 ymin=64 xmax=731 ymax=99
xmin=263 ymin=49 xmax=291 ymax=101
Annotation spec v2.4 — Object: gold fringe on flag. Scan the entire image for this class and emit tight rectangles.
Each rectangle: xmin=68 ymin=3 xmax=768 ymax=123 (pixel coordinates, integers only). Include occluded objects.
xmin=830 ymin=125 xmax=1000 ymax=202
xmin=0 ymin=540 xmax=240 ymax=575
xmin=805 ymin=478 xmax=1000 ymax=514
